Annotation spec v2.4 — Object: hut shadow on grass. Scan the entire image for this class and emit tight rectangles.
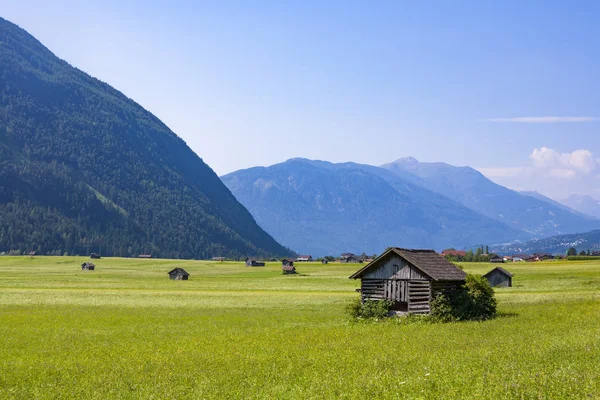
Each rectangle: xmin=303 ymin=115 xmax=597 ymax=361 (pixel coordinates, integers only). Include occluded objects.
xmin=496 ymin=312 xmax=519 ymax=319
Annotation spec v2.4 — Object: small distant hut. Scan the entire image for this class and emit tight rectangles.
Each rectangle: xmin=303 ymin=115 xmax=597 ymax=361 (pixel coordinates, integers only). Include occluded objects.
xmin=139 ymin=254 xmax=152 ymax=259
xmin=321 ymin=259 xmax=328 ymax=264
xmin=483 ymin=267 xmax=513 ymax=288
xmin=90 ymin=253 xmax=101 ymax=259
xmin=342 ymin=255 xmax=362 ymax=264
xmin=296 ymin=255 xmax=313 ymax=262
xmin=490 ymin=255 xmax=504 ymax=263
xmin=282 ymin=264 xmax=297 ymax=274
xmin=245 ymin=258 xmax=265 ymax=267
xmin=28 ymin=251 xmax=36 ymax=258
xmin=349 ymin=248 xmax=466 ymax=315
xmin=81 ymin=262 xmax=95 ymax=271
xmin=168 ymin=268 xmax=190 ymax=280
xmin=282 ymin=259 xmax=294 ymax=267
xmin=212 ymin=257 xmax=225 ymax=262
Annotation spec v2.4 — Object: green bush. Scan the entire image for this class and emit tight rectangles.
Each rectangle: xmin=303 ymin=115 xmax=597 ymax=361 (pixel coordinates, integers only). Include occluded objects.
xmin=346 ymin=298 xmax=393 ymax=321
xmin=567 ymin=256 xmax=600 ymax=261
xmin=429 ymin=295 xmax=457 ymax=322
xmin=431 ymin=274 xmax=497 ymax=322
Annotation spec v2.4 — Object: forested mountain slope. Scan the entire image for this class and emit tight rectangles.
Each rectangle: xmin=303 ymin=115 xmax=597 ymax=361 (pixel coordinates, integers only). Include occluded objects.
xmin=0 ymin=17 xmax=290 ymax=258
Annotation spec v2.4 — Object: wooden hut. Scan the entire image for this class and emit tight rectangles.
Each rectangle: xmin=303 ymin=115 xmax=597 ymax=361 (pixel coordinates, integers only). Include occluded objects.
xmin=282 ymin=264 xmax=297 ymax=274
xmin=90 ymin=253 xmax=101 ymax=259
xmin=341 ymin=256 xmax=362 ymax=264
xmin=483 ymin=267 xmax=513 ymax=288
xmin=349 ymin=248 xmax=466 ymax=315
xmin=245 ymin=258 xmax=265 ymax=267
xmin=168 ymin=268 xmax=190 ymax=280
xmin=490 ymin=255 xmax=504 ymax=263
xmin=81 ymin=262 xmax=95 ymax=271
xmin=321 ymin=259 xmax=328 ymax=264
xmin=282 ymin=259 xmax=294 ymax=267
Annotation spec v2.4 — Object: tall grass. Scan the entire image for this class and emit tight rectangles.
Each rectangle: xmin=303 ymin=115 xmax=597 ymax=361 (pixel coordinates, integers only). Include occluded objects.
xmin=0 ymin=257 xmax=598 ymax=398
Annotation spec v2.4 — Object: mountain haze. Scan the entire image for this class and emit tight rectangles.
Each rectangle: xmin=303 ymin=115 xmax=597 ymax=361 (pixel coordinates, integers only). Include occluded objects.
xmin=561 ymin=195 xmax=600 ymax=219
xmin=381 ymin=158 xmax=600 ymax=238
xmin=222 ymin=158 xmax=525 ymax=255
xmin=0 ymin=17 xmax=290 ymax=258
xmin=520 ymin=191 xmax=587 ymax=215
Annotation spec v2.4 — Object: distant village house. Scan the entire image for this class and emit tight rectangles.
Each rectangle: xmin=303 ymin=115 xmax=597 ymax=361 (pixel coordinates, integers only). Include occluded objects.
xmin=441 ymin=249 xmax=467 ymax=258
xmin=490 ymin=255 xmax=504 ymax=263
xmin=245 ymin=258 xmax=265 ymax=267
xmin=296 ymin=255 xmax=313 ymax=262
xmin=341 ymin=255 xmax=362 ymax=263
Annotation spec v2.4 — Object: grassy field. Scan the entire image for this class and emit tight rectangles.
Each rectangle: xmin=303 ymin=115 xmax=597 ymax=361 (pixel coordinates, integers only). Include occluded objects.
xmin=0 ymin=257 xmax=598 ymax=399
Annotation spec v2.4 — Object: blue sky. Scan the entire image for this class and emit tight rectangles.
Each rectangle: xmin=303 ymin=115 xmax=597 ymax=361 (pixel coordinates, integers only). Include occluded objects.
xmin=3 ymin=1 xmax=600 ymax=199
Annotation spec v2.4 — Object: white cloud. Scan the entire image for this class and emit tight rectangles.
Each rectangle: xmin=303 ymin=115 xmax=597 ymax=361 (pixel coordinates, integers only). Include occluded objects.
xmin=548 ymin=168 xmax=577 ymax=179
xmin=482 ymin=116 xmax=597 ymax=123
xmin=476 ymin=147 xmax=600 ymax=199
xmin=530 ymin=147 xmax=597 ymax=175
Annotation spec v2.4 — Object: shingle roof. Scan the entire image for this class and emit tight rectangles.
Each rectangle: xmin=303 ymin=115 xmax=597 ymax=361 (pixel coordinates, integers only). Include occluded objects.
xmin=168 ymin=268 xmax=190 ymax=276
xmin=349 ymin=247 xmax=467 ymax=281
xmin=483 ymin=266 xmax=513 ymax=278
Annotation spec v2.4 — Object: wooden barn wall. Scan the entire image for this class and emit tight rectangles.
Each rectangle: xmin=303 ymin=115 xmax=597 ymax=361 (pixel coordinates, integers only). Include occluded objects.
xmin=486 ymin=271 xmax=511 ymax=287
xmin=431 ymin=281 xmax=463 ymax=296
xmin=408 ymin=281 xmax=431 ymax=314
xmin=361 ymin=279 xmax=385 ymax=299
xmin=363 ymin=254 xmax=428 ymax=280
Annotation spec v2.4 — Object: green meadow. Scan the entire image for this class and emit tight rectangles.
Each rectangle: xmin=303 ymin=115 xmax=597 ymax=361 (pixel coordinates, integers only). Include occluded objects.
xmin=0 ymin=257 xmax=598 ymax=399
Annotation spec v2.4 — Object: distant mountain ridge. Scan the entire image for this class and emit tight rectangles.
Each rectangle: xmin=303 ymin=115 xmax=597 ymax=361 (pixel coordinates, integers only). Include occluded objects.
xmin=222 ymin=157 xmax=600 ymax=255
xmin=490 ymin=229 xmax=600 ymax=255
xmin=222 ymin=158 xmax=526 ymax=255
xmin=380 ymin=158 xmax=600 ymax=237
xmin=519 ymin=191 xmax=585 ymax=215
xmin=561 ymin=195 xmax=600 ymax=218
xmin=0 ymin=17 xmax=290 ymax=258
